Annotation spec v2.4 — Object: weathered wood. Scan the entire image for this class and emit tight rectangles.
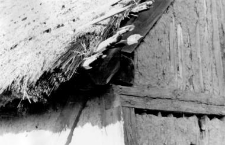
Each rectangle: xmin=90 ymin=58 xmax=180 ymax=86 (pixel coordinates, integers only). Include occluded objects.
xmin=211 ymin=0 xmax=224 ymax=96
xmin=94 ymin=25 xmax=134 ymax=53
xmin=116 ymin=85 xmax=225 ymax=106
xmin=131 ymin=1 xmax=153 ymax=13
xmin=121 ymin=95 xmax=225 ymax=115
xmin=196 ymin=22 xmax=204 ymax=92
xmin=169 ymin=16 xmax=177 ymax=85
xmin=177 ymin=24 xmax=185 ymax=90
xmin=116 ymin=85 xmax=225 ymax=115
xmin=102 ymin=88 xmax=123 ymax=126
xmin=121 ymin=0 xmax=173 ymax=53
xmin=122 ymin=107 xmax=138 ymax=145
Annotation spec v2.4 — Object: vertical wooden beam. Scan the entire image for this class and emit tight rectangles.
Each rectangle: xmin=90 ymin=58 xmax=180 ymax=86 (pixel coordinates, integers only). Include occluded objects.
xmin=122 ymin=107 xmax=138 ymax=145
xmin=196 ymin=22 xmax=204 ymax=92
xmin=170 ymin=16 xmax=177 ymax=85
xmin=101 ymin=88 xmax=125 ymax=145
xmin=211 ymin=0 xmax=224 ymax=95
xmin=102 ymin=89 xmax=123 ymax=127
xmin=177 ymin=24 xmax=185 ymax=90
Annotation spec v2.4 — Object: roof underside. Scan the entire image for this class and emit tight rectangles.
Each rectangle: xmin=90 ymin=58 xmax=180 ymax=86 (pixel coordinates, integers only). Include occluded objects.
xmin=0 ymin=0 xmax=173 ymax=107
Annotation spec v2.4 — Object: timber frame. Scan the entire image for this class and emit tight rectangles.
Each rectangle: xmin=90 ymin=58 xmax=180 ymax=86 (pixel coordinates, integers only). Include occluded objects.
xmin=111 ymin=85 xmax=225 ymax=145
xmin=116 ymin=85 xmax=225 ymax=116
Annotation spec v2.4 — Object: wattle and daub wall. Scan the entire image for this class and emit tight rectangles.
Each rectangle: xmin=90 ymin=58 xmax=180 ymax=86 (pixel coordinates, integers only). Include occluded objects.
xmin=136 ymin=0 xmax=225 ymax=95
xmin=132 ymin=0 xmax=225 ymax=144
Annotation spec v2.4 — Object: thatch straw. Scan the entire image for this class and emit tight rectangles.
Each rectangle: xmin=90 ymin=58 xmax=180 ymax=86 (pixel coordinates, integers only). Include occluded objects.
xmin=0 ymin=0 xmax=133 ymax=104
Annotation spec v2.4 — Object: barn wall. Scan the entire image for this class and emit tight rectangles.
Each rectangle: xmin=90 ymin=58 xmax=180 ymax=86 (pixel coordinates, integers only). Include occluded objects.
xmin=135 ymin=0 xmax=225 ymax=96
xmin=132 ymin=0 xmax=225 ymax=144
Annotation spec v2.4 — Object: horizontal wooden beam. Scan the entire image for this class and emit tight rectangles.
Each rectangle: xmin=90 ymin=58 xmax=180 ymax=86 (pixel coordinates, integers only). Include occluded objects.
xmin=115 ymin=85 xmax=225 ymax=115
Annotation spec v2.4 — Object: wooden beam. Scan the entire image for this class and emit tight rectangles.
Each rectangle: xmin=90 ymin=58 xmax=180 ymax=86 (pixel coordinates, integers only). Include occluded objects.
xmin=116 ymin=85 xmax=225 ymax=106
xmin=121 ymin=0 xmax=174 ymax=53
xmin=102 ymin=88 xmax=123 ymax=126
xmin=122 ymin=107 xmax=138 ymax=145
xmin=115 ymin=85 xmax=225 ymax=115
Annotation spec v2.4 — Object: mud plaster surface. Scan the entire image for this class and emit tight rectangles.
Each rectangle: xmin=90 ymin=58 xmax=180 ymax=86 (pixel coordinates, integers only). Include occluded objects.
xmin=135 ymin=0 xmax=225 ymax=96
xmin=136 ymin=113 xmax=225 ymax=145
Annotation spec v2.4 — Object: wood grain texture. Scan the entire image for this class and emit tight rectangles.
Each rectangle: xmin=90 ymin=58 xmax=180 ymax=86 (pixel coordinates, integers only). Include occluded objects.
xmin=122 ymin=107 xmax=138 ymax=145
xmin=115 ymin=85 xmax=225 ymax=115
xmin=116 ymin=85 xmax=225 ymax=106
xmin=211 ymin=0 xmax=224 ymax=96
xmin=121 ymin=0 xmax=173 ymax=53
xmin=121 ymin=95 xmax=225 ymax=115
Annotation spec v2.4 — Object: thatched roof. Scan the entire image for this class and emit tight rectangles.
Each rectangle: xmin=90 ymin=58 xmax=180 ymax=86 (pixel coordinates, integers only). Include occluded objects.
xmin=0 ymin=0 xmax=172 ymax=107
xmin=0 ymin=0 xmax=141 ymax=104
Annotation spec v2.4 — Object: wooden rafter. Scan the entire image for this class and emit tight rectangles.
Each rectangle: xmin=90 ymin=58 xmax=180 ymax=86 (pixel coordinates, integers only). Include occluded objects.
xmin=121 ymin=0 xmax=174 ymax=53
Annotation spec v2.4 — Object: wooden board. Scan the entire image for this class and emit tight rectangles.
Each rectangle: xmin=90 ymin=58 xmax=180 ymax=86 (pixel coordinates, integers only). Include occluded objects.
xmin=115 ymin=85 xmax=225 ymax=115
xmin=121 ymin=0 xmax=173 ymax=53
xmin=122 ymin=107 xmax=138 ymax=145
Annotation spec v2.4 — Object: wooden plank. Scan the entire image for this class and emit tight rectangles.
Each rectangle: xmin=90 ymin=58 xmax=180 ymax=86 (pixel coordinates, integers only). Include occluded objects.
xmin=115 ymin=85 xmax=225 ymax=115
xmin=120 ymin=95 xmax=225 ymax=115
xmin=122 ymin=107 xmax=138 ymax=145
xmin=115 ymin=85 xmax=225 ymax=106
xmin=121 ymin=0 xmax=173 ymax=53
